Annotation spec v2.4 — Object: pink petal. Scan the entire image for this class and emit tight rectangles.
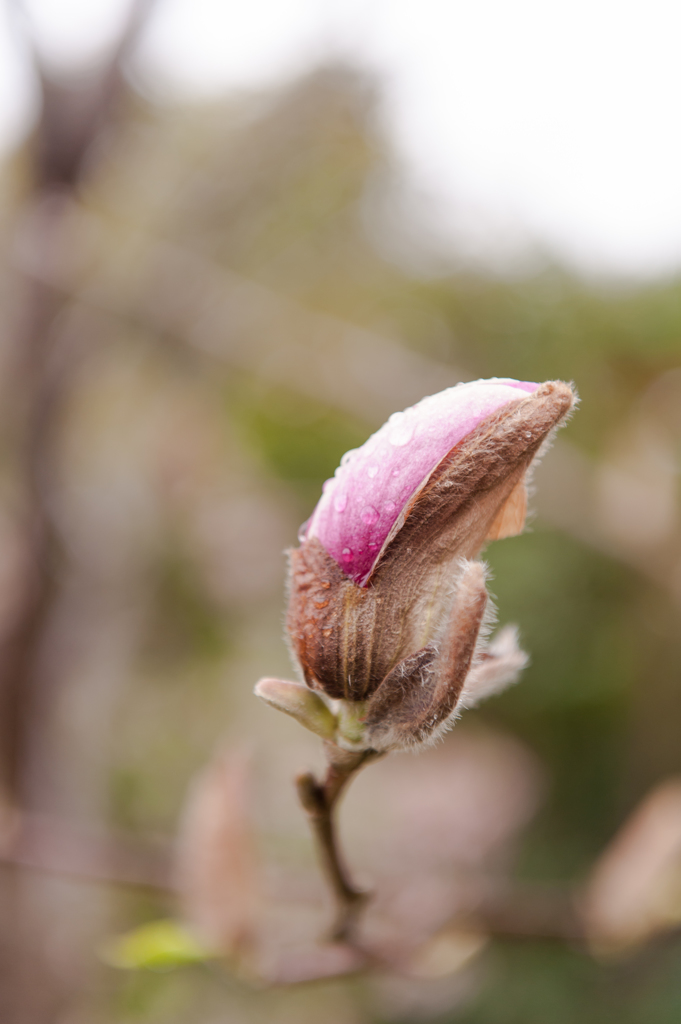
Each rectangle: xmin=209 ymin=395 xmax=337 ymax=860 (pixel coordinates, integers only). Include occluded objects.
xmin=305 ymin=378 xmax=540 ymax=585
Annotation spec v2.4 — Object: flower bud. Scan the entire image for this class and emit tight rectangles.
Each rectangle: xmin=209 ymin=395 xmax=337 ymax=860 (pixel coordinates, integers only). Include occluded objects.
xmin=264 ymin=378 xmax=576 ymax=751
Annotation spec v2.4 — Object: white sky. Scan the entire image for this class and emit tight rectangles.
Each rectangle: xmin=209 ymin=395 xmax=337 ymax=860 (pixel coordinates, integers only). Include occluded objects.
xmin=4 ymin=0 xmax=681 ymax=278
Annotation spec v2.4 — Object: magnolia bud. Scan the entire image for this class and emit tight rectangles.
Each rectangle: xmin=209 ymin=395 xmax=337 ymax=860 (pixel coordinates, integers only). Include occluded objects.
xmin=260 ymin=378 xmax=577 ymax=751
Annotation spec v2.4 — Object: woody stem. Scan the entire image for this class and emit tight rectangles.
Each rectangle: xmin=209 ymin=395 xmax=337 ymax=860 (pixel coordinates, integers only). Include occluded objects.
xmin=296 ymin=744 xmax=381 ymax=943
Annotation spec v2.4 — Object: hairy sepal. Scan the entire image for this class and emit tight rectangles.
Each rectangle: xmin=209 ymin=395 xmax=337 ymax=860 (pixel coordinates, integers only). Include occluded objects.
xmin=365 ymin=561 xmax=489 ymax=750
xmin=458 ymin=625 xmax=529 ymax=709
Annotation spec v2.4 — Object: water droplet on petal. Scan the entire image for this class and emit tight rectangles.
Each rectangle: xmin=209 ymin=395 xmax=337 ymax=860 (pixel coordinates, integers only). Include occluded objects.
xmin=368 ymin=542 xmax=379 ymax=551
xmin=384 ymin=500 xmax=396 ymax=513
xmin=340 ymin=448 xmax=358 ymax=467
xmin=392 ymin=468 xmax=400 ymax=477
xmin=361 ymin=505 xmax=379 ymax=526
xmin=388 ymin=413 xmax=414 ymax=447
xmin=297 ymin=518 xmax=310 ymax=542
xmin=341 ymin=547 xmax=353 ymax=562
xmin=334 ymin=493 xmax=347 ymax=513
xmin=321 ymin=478 xmax=333 ymax=493
xmin=367 ymin=465 xmax=378 ymax=478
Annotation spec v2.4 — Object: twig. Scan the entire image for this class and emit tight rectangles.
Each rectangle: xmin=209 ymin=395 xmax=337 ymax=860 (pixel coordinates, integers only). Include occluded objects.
xmin=296 ymin=744 xmax=382 ymax=942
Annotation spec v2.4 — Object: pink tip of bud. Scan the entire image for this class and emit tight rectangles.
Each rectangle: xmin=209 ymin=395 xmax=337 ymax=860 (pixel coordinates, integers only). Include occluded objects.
xmin=304 ymin=378 xmax=540 ymax=585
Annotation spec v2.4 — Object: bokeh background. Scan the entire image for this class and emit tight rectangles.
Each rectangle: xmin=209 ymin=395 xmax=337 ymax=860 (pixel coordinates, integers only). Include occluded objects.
xmin=1 ymin=1 xmax=681 ymax=1021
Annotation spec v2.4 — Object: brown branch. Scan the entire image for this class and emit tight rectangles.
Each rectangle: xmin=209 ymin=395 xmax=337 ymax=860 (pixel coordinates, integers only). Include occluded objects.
xmin=296 ymin=744 xmax=383 ymax=942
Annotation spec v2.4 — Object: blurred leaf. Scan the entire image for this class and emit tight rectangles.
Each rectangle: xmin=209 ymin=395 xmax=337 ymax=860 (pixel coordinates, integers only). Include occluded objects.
xmin=101 ymin=919 xmax=212 ymax=972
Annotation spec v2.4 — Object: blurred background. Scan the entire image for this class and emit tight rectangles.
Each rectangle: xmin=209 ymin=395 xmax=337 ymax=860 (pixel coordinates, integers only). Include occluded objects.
xmin=1 ymin=0 xmax=681 ymax=1021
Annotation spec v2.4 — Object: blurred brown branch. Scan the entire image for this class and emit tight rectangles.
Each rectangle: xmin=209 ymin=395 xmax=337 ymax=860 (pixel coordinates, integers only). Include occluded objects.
xmin=1 ymin=0 xmax=159 ymax=811
xmin=1 ymin=798 xmax=678 ymax=990
xmin=0 ymin=809 xmax=170 ymax=889
xmin=12 ymin=0 xmax=159 ymax=190
xmin=9 ymin=200 xmax=464 ymax=423
xmin=0 ymin=808 xmax=585 ymax=975
xmin=0 ymin=4 xmax=162 ymax=1020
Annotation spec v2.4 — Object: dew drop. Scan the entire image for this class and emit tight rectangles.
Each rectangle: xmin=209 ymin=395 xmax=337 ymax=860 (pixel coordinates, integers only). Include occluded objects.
xmin=392 ymin=468 xmax=400 ymax=477
xmin=297 ymin=518 xmax=310 ymax=542
xmin=341 ymin=547 xmax=353 ymax=561
xmin=340 ymin=448 xmax=358 ymax=467
xmin=361 ymin=505 xmax=379 ymax=526
xmin=383 ymin=500 xmax=396 ymax=513
xmin=388 ymin=413 xmax=414 ymax=447
xmin=334 ymin=493 xmax=347 ymax=513
xmin=367 ymin=465 xmax=378 ymax=478
xmin=368 ymin=542 xmax=379 ymax=550
xmin=321 ymin=478 xmax=333 ymax=493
